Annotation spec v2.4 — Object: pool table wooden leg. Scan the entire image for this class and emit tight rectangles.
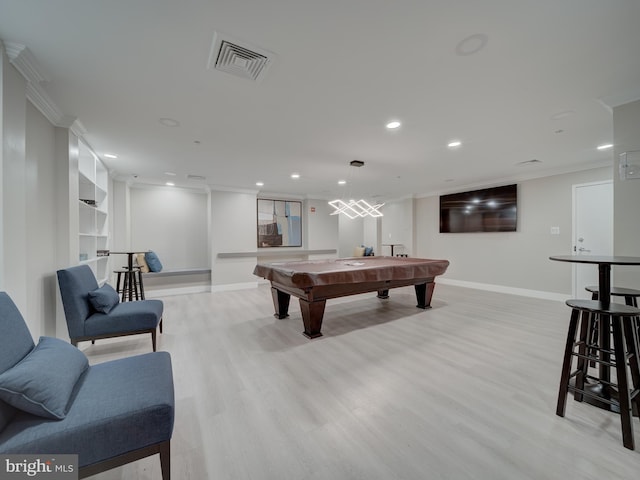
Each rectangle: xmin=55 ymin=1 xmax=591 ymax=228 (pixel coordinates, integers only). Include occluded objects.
xmin=271 ymin=287 xmax=291 ymax=319
xmin=299 ymin=299 xmax=326 ymax=338
xmin=415 ymin=281 xmax=435 ymax=309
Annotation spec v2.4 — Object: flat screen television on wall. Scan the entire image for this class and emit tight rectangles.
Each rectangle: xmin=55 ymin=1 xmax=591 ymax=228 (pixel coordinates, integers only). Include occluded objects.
xmin=439 ymin=184 xmax=517 ymax=233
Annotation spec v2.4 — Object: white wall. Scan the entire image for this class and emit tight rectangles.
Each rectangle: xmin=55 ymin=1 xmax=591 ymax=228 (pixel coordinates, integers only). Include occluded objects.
xmin=338 ymin=214 xmax=364 ymax=257
xmin=1 ymin=48 xmax=27 ymax=315
xmin=111 ymin=189 xmax=341 ymax=289
xmin=0 ymin=51 xmax=3 ymax=297
xmin=363 ymin=216 xmax=379 ymax=255
xmin=415 ymin=167 xmax=612 ymax=296
xmin=111 ymin=180 xmax=129 ymax=252
xmin=211 ymin=190 xmax=258 ymax=287
xmin=25 ymin=102 xmax=58 ymax=336
xmin=380 ymin=198 xmax=414 ymax=256
xmin=613 ymin=99 xmax=640 ymax=288
xmin=129 ymin=185 xmax=209 ymax=269
xmin=305 ymin=199 xmax=339 ymax=251
xmin=1 ymin=47 xmax=64 ymax=339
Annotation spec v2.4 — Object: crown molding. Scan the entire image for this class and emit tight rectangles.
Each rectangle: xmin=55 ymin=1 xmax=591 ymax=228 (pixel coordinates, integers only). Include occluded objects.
xmin=598 ymin=88 xmax=640 ymax=111
xmin=4 ymin=41 xmax=66 ymax=128
xmin=3 ymin=41 xmax=49 ymax=84
xmin=208 ymin=185 xmax=260 ymax=195
xmin=256 ymin=191 xmax=305 ymax=201
xmin=4 ymin=40 xmax=90 ymax=140
xmin=414 ymin=161 xmax=612 ymax=199
xmin=24 ymin=81 xmax=66 ymax=125
xmin=69 ymin=118 xmax=87 ymax=137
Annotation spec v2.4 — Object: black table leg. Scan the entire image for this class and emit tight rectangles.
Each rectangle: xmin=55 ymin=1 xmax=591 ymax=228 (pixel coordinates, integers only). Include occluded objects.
xmin=415 ymin=282 xmax=435 ymax=309
xmin=127 ymin=253 xmax=134 ymax=302
xmin=598 ymin=263 xmax=611 ymax=307
xmin=271 ymin=287 xmax=290 ymax=319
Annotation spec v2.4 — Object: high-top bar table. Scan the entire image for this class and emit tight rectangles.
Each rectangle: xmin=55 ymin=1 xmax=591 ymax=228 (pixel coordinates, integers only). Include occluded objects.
xmin=382 ymin=243 xmax=403 ymax=257
xmin=549 ymin=255 xmax=640 ymax=412
xmin=549 ymin=255 xmax=640 ymax=307
xmin=110 ymin=251 xmax=148 ymax=301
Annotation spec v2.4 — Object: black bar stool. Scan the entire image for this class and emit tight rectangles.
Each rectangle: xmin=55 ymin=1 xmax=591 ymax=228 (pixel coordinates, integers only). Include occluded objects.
xmin=585 ymin=286 xmax=640 ymax=365
xmin=586 ymin=285 xmax=640 ymax=307
xmin=556 ymin=299 xmax=640 ymax=449
xmin=114 ymin=267 xmax=145 ymax=302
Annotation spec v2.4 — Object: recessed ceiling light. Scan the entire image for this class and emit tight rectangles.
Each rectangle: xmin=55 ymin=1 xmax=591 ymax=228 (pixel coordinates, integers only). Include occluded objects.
xmin=597 ymin=143 xmax=613 ymax=150
xmin=165 ymin=182 xmax=175 ymax=186
xmin=291 ymin=173 xmax=300 ymax=179
xmin=103 ymin=153 xmax=118 ymax=159
xmin=448 ymin=141 xmax=462 ymax=148
xmin=338 ymin=180 xmax=346 ymax=185
xmin=550 ymin=110 xmax=575 ymax=120
xmin=256 ymin=182 xmax=264 ymax=186
xmin=164 ymin=172 xmax=176 ymax=176
xmin=159 ymin=117 xmax=180 ymax=127
xmin=455 ymin=33 xmax=488 ymax=56
xmin=386 ymin=121 xmax=401 ymax=129
xmin=187 ymin=174 xmax=206 ymax=181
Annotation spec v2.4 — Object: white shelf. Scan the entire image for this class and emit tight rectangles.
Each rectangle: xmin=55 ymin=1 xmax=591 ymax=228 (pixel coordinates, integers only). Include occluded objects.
xmin=77 ymin=141 xmax=109 ymax=280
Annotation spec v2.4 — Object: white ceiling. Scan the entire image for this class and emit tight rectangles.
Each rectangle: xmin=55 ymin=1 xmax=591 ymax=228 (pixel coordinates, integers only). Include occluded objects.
xmin=1 ymin=0 xmax=639 ymax=201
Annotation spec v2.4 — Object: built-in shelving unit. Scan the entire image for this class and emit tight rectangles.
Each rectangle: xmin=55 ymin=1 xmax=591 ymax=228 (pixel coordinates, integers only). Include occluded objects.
xmin=78 ymin=142 xmax=109 ymax=283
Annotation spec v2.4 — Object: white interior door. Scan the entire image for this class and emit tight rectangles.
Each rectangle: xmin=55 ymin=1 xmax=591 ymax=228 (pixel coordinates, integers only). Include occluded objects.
xmin=572 ymin=181 xmax=613 ymax=298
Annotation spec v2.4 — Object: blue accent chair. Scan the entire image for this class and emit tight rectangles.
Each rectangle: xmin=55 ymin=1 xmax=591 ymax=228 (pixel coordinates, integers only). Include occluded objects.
xmin=0 ymin=292 xmax=175 ymax=479
xmin=57 ymin=265 xmax=164 ymax=351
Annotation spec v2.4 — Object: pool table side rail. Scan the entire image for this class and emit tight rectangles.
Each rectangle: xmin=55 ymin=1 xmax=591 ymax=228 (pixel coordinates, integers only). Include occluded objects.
xmin=253 ymin=257 xmax=450 ymax=289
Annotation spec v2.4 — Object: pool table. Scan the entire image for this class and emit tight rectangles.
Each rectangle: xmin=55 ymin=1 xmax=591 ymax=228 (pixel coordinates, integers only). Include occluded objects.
xmin=253 ymin=256 xmax=450 ymax=338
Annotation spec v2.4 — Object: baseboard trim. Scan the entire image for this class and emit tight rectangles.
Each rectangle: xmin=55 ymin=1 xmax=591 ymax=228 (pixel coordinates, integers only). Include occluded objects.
xmin=210 ymin=282 xmax=260 ymax=293
xmin=145 ymin=285 xmax=211 ymax=298
xmin=438 ymin=278 xmax=569 ymax=302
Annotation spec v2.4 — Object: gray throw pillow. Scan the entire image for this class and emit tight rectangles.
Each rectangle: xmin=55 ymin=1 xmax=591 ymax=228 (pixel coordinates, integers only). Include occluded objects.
xmin=0 ymin=337 xmax=88 ymax=420
xmin=88 ymin=283 xmax=120 ymax=314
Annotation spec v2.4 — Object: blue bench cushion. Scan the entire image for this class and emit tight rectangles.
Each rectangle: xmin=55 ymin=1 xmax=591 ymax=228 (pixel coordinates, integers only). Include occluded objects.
xmin=84 ymin=299 xmax=163 ymax=337
xmin=0 ymin=337 xmax=88 ymax=420
xmin=87 ymin=283 xmax=120 ymax=314
xmin=0 ymin=352 xmax=175 ymax=467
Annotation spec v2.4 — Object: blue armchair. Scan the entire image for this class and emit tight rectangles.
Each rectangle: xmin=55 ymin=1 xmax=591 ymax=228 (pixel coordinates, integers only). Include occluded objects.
xmin=0 ymin=292 xmax=174 ymax=478
xmin=57 ymin=265 xmax=163 ymax=351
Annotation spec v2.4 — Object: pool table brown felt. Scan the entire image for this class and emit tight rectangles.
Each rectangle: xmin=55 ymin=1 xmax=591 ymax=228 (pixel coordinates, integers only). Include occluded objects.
xmin=253 ymin=257 xmax=450 ymax=338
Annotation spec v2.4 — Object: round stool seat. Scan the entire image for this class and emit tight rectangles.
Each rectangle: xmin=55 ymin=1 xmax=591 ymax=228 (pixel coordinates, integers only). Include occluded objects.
xmin=585 ymin=286 xmax=640 ymax=298
xmin=565 ymin=299 xmax=640 ymax=316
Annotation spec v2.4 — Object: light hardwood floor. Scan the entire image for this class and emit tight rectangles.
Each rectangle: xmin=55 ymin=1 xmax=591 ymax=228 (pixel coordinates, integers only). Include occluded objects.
xmin=85 ymin=284 xmax=640 ymax=479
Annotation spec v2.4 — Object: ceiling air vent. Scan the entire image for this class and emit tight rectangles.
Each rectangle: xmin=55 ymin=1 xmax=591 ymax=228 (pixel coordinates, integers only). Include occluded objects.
xmin=207 ymin=32 xmax=275 ymax=82
xmin=186 ymin=174 xmax=207 ymax=181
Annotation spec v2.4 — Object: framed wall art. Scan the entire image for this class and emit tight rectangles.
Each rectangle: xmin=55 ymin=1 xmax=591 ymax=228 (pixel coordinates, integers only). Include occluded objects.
xmin=257 ymin=199 xmax=302 ymax=247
